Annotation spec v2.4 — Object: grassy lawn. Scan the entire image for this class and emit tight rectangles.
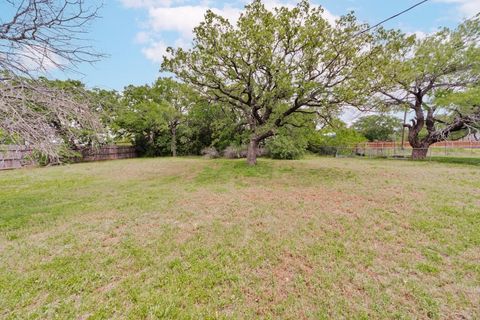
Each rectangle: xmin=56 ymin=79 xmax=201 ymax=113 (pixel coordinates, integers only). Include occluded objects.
xmin=0 ymin=157 xmax=479 ymax=319
xmin=429 ymin=156 xmax=480 ymax=167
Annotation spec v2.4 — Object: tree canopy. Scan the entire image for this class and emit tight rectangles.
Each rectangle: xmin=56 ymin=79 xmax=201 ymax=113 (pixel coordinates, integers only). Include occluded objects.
xmin=3 ymin=0 xmax=479 ymax=163
xmin=162 ymin=0 xmax=378 ymax=164
xmin=360 ymin=14 xmax=480 ymax=158
xmin=353 ymin=115 xmax=402 ymax=142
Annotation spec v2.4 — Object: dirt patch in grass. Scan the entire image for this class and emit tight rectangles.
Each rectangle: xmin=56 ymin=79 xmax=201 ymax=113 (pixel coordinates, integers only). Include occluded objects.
xmin=1 ymin=157 xmax=479 ymax=319
xmin=243 ymin=251 xmax=315 ymax=313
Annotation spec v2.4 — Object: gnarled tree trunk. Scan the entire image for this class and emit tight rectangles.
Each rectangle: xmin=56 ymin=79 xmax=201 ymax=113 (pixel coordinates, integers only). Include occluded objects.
xmin=406 ymin=101 xmax=480 ymax=160
xmin=408 ymin=132 xmax=432 ymax=160
xmin=247 ymin=138 xmax=259 ymax=166
xmin=407 ymin=101 xmax=433 ymax=160
xmin=411 ymin=147 xmax=429 ymax=159
xmin=246 ymin=130 xmax=274 ymax=165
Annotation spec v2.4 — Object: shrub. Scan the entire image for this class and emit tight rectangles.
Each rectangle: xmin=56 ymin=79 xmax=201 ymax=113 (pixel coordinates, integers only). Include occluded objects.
xmin=223 ymin=145 xmax=267 ymax=159
xmin=223 ymin=145 xmax=244 ymax=159
xmin=257 ymin=147 xmax=268 ymax=157
xmin=308 ymin=122 xmax=367 ymax=156
xmin=313 ymin=145 xmax=338 ymax=156
xmin=26 ymin=145 xmax=82 ymax=166
xmin=267 ymin=135 xmax=306 ymax=160
xmin=201 ymin=146 xmax=220 ymax=159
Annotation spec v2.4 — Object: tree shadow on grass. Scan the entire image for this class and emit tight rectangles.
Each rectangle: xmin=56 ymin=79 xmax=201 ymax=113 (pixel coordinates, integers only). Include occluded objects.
xmin=427 ymin=157 xmax=480 ymax=167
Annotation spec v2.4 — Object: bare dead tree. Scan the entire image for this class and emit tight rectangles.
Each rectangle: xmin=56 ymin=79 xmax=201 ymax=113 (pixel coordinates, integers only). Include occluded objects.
xmin=0 ymin=77 xmax=104 ymax=162
xmin=0 ymin=0 xmax=105 ymax=161
xmin=0 ymin=0 xmax=103 ymax=75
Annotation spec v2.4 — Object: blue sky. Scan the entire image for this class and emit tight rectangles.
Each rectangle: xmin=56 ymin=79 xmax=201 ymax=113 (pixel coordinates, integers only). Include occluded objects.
xmin=57 ymin=0 xmax=479 ymax=90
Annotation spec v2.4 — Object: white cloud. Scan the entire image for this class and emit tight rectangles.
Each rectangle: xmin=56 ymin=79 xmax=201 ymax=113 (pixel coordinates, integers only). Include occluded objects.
xmin=121 ymin=0 xmax=173 ymax=9
xmin=19 ymin=45 xmax=64 ymax=72
xmin=135 ymin=31 xmax=151 ymax=44
xmin=261 ymin=0 xmax=337 ymax=24
xmin=121 ymin=0 xmax=480 ymax=67
xmin=407 ymin=30 xmax=428 ymax=40
xmin=321 ymin=9 xmax=338 ymax=25
xmin=341 ymin=106 xmax=369 ymax=126
xmin=434 ymin=0 xmax=480 ymax=17
xmin=141 ymin=41 xmax=169 ymax=63
xmin=147 ymin=5 xmax=240 ymax=37
xmin=139 ymin=4 xmax=241 ymax=63
xmin=121 ymin=0 xmax=338 ymax=64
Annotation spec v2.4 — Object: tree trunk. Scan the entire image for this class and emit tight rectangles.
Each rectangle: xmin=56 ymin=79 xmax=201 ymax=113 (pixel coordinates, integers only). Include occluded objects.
xmin=171 ymin=125 xmax=177 ymax=157
xmin=247 ymin=138 xmax=259 ymax=166
xmin=411 ymin=146 xmax=429 ymax=160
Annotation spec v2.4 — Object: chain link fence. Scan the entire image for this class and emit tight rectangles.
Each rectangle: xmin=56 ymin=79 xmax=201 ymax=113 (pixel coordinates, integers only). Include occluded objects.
xmin=320 ymin=142 xmax=480 ymax=159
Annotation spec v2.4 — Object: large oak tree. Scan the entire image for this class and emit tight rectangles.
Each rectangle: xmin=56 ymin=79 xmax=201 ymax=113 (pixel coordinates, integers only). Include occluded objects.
xmin=162 ymin=0 xmax=378 ymax=165
xmin=364 ymin=15 xmax=480 ymax=159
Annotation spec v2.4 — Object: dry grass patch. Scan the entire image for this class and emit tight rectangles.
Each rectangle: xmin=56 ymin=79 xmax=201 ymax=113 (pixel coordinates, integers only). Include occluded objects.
xmin=0 ymin=157 xmax=479 ymax=319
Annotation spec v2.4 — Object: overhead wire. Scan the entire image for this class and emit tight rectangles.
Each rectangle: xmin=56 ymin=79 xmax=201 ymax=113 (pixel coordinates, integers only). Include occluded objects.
xmin=353 ymin=0 xmax=430 ymax=38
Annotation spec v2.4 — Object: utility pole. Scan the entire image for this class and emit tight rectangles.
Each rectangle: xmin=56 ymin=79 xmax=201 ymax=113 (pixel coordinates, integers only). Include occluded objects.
xmin=401 ymin=108 xmax=408 ymax=150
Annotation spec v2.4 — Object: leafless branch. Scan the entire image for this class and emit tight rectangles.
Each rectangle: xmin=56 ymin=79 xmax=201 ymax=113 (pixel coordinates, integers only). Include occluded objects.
xmin=0 ymin=0 xmax=104 ymax=76
xmin=0 ymin=77 xmax=105 ymax=162
xmin=0 ymin=0 xmax=105 ymax=161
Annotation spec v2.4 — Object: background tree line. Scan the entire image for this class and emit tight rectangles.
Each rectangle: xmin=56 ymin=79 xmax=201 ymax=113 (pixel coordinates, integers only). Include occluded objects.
xmin=10 ymin=77 xmax=404 ymax=161
xmin=1 ymin=0 xmax=479 ymax=164
xmin=80 ymin=77 xmax=373 ymax=160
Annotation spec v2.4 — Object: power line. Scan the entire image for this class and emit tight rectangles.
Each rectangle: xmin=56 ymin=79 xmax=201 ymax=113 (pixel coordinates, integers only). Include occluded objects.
xmin=354 ymin=0 xmax=430 ymax=37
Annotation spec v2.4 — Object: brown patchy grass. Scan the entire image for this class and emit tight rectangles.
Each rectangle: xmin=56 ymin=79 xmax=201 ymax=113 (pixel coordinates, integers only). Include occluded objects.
xmin=0 ymin=157 xmax=479 ymax=319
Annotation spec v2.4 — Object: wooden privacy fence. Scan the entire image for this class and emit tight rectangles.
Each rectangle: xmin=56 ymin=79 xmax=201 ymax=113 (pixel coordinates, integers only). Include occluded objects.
xmin=0 ymin=145 xmax=33 ymax=170
xmin=78 ymin=145 xmax=137 ymax=162
xmin=0 ymin=145 xmax=137 ymax=170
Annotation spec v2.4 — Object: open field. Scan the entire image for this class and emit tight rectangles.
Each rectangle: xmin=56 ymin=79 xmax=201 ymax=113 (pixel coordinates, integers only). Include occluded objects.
xmin=0 ymin=157 xmax=479 ymax=319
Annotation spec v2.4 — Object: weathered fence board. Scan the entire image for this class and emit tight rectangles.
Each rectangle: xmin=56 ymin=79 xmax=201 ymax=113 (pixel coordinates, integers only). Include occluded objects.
xmin=0 ymin=145 xmax=33 ymax=170
xmin=0 ymin=145 xmax=137 ymax=170
xmin=78 ymin=146 xmax=137 ymax=162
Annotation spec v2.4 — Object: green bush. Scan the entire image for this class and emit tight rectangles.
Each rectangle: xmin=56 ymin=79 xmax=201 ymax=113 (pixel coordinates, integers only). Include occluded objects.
xmin=308 ymin=123 xmax=367 ymax=156
xmin=267 ymin=135 xmax=306 ymax=160
xmin=26 ymin=146 xmax=82 ymax=166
